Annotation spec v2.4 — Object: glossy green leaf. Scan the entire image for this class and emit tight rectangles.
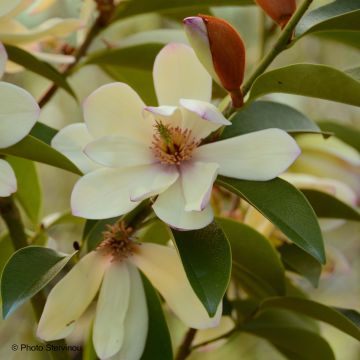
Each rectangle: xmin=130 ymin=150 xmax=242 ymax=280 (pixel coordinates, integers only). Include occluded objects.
xmin=260 ymin=297 xmax=360 ymax=341
xmin=141 ymin=275 xmax=172 ymax=360
xmin=1 ymin=135 xmax=81 ymax=175
xmin=242 ymin=310 xmax=335 ymax=360
xmin=30 ymin=122 xmax=58 ymax=146
xmin=85 ymin=43 xmax=163 ymax=70
xmin=295 ymin=0 xmax=360 ymax=39
xmin=171 ymin=222 xmax=232 ymax=316
xmin=279 ymin=244 xmax=322 ymax=287
xmin=217 ymin=177 xmax=325 ymax=264
xmin=319 ymin=121 xmax=360 ymax=152
xmin=102 ymin=65 xmax=157 ymax=105
xmin=113 ymin=0 xmax=253 ymax=20
xmin=217 ymin=218 xmax=285 ymax=297
xmin=222 ymin=101 xmax=325 ymax=140
xmin=302 ymin=189 xmax=360 ymax=221
xmin=249 ymin=64 xmax=360 ymax=107
xmin=0 ymin=234 xmax=14 ymax=276
xmin=6 ymin=156 xmax=42 ymax=226
xmin=334 ymin=308 xmax=360 ymax=329
xmin=1 ymin=246 xmax=76 ymax=318
xmin=4 ymin=45 xmax=76 ymax=99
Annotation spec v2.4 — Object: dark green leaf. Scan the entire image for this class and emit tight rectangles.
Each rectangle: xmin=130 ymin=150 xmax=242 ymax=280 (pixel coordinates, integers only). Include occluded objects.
xmin=295 ymin=0 xmax=360 ymax=39
xmin=319 ymin=121 xmax=360 ymax=152
xmin=85 ymin=44 xmax=163 ymax=70
xmin=0 ymin=234 xmax=14 ymax=276
xmin=260 ymin=297 xmax=360 ymax=341
xmin=242 ymin=310 xmax=335 ymax=360
xmin=141 ymin=275 xmax=172 ymax=360
xmin=249 ymin=64 xmax=360 ymax=107
xmin=217 ymin=218 xmax=285 ymax=297
xmin=217 ymin=177 xmax=325 ymax=264
xmin=6 ymin=156 xmax=42 ymax=226
xmin=279 ymin=244 xmax=322 ymax=287
xmin=222 ymin=101 xmax=325 ymax=140
xmin=30 ymin=122 xmax=58 ymax=146
xmin=334 ymin=308 xmax=360 ymax=329
xmin=113 ymin=0 xmax=253 ymax=20
xmin=1 ymin=246 xmax=76 ymax=318
xmin=302 ymin=189 xmax=360 ymax=221
xmin=4 ymin=45 xmax=76 ymax=99
xmin=171 ymin=222 xmax=231 ymax=316
xmin=1 ymin=135 xmax=81 ymax=175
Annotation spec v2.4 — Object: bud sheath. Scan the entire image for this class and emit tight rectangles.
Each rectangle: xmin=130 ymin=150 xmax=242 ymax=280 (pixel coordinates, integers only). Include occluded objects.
xmin=255 ymin=0 xmax=296 ymax=28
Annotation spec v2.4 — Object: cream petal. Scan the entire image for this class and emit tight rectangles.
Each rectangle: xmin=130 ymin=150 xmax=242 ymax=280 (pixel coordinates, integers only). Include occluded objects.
xmin=71 ymin=165 xmax=177 ymax=219
xmin=153 ymin=43 xmax=212 ymax=106
xmin=131 ymin=243 xmax=222 ymax=329
xmin=28 ymin=0 xmax=56 ymax=14
xmin=51 ymin=123 xmax=100 ymax=174
xmin=0 ymin=42 xmax=7 ymax=77
xmin=83 ymin=83 xmax=152 ymax=143
xmin=0 ymin=18 xmax=83 ymax=45
xmin=179 ymin=99 xmax=230 ymax=141
xmin=93 ymin=262 xmax=130 ymax=359
xmin=181 ymin=161 xmax=218 ymax=211
xmin=84 ymin=135 xmax=154 ymax=168
xmin=0 ymin=0 xmax=30 ymax=20
xmin=195 ymin=128 xmax=301 ymax=180
xmin=0 ymin=159 xmax=17 ymax=196
xmin=152 ymin=179 xmax=213 ymax=230
xmin=143 ymin=105 xmax=182 ymax=129
xmin=110 ymin=264 xmax=148 ymax=360
xmin=37 ymin=251 xmax=109 ymax=341
xmin=0 ymin=82 xmax=39 ymax=148
xmin=32 ymin=51 xmax=75 ymax=65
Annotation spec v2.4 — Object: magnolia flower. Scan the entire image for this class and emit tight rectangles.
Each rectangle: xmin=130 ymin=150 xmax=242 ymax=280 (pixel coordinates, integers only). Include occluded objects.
xmin=37 ymin=222 xmax=221 ymax=359
xmin=52 ymin=43 xmax=300 ymax=230
xmin=0 ymin=0 xmax=82 ymax=71
xmin=0 ymin=43 xmax=39 ymax=196
xmin=290 ymin=134 xmax=360 ymax=204
xmin=183 ymin=15 xmax=246 ymax=107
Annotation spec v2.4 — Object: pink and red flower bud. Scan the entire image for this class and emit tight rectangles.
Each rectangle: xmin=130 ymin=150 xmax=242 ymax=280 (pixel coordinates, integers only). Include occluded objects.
xmin=255 ymin=0 xmax=296 ymax=29
xmin=183 ymin=15 xmax=246 ymax=108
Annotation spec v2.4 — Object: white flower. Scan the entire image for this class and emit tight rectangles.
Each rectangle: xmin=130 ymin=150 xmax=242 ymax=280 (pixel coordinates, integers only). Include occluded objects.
xmin=0 ymin=0 xmax=83 ymax=71
xmin=0 ymin=42 xmax=39 ymax=196
xmin=37 ymin=222 xmax=221 ymax=360
xmin=52 ymin=43 xmax=300 ymax=230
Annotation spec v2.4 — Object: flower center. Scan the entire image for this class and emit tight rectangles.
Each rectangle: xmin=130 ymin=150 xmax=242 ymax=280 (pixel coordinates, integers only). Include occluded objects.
xmin=150 ymin=121 xmax=199 ymax=165
xmin=96 ymin=221 xmax=137 ymax=262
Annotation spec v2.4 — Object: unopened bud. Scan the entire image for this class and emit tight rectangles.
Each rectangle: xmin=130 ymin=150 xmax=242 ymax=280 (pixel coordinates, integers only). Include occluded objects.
xmin=255 ymin=0 xmax=296 ymax=28
xmin=183 ymin=15 xmax=245 ymax=108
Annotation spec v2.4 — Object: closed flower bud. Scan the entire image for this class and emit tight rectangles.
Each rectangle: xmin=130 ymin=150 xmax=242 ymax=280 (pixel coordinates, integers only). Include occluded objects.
xmin=183 ymin=15 xmax=246 ymax=107
xmin=255 ymin=0 xmax=296 ymax=28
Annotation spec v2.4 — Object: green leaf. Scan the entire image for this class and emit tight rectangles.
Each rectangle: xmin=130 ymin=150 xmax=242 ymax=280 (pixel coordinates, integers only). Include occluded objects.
xmin=4 ymin=45 xmax=76 ymax=100
xmin=242 ymin=310 xmax=335 ymax=360
xmin=85 ymin=44 xmax=163 ymax=70
xmin=217 ymin=177 xmax=325 ymax=264
xmin=0 ymin=234 xmax=14 ymax=276
xmin=260 ymin=297 xmax=360 ymax=342
xmin=1 ymin=135 xmax=81 ymax=175
xmin=279 ymin=244 xmax=322 ymax=287
xmin=30 ymin=122 xmax=58 ymax=146
xmin=334 ymin=308 xmax=360 ymax=329
xmin=221 ymin=101 xmax=325 ymax=140
xmin=217 ymin=218 xmax=285 ymax=297
xmin=6 ymin=156 xmax=42 ymax=226
xmin=102 ymin=65 xmax=157 ymax=105
xmin=295 ymin=0 xmax=360 ymax=39
xmin=171 ymin=222 xmax=231 ymax=317
xmin=141 ymin=220 xmax=172 ymax=245
xmin=249 ymin=64 xmax=360 ymax=107
xmin=314 ymin=31 xmax=360 ymax=50
xmin=1 ymin=246 xmax=76 ymax=318
xmin=319 ymin=121 xmax=360 ymax=152
xmin=113 ymin=0 xmax=253 ymax=20
xmin=141 ymin=275 xmax=172 ymax=360
xmin=302 ymin=189 xmax=360 ymax=221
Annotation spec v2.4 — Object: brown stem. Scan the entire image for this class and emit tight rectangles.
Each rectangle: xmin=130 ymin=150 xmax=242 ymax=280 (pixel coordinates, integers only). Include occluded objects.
xmin=175 ymin=328 xmax=197 ymax=360
xmin=38 ymin=0 xmax=115 ymax=108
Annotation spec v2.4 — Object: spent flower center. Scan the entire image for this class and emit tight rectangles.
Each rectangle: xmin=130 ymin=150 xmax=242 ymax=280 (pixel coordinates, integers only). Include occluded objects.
xmin=97 ymin=221 xmax=137 ymax=262
xmin=151 ymin=121 xmax=199 ymax=165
